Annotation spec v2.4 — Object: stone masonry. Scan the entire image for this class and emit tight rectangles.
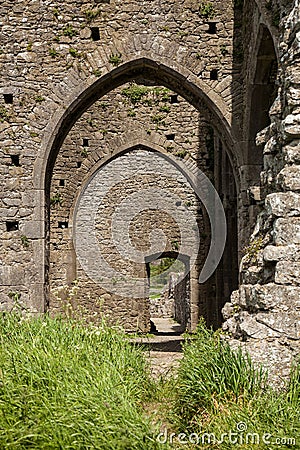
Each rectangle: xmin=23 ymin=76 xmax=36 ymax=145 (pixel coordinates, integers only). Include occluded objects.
xmin=0 ymin=0 xmax=299 ymax=376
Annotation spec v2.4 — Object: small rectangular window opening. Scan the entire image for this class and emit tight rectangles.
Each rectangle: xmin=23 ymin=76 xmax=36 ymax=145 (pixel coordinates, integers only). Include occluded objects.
xmin=95 ymin=0 xmax=110 ymax=3
xmin=58 ymin=221 xmax=68 ymax=229
xmin=91 ymin=27 xmax=100 ymax=41
xmin=170 ymin=94 xmax=178 ymax=104
xmin=83 ymin=138 xmax=89 ymax=147
xmin=210 ymin=69 xmax=219 ymax=80
xmin=6 ymin=221 xmax=19 ymax=232
xmin=77 ymin=161 xmax=82 ymax=168
xmin=4 ymin=94 xmax=13 ymax=104
xmin=59 ymin=179 xmax=65 ymax=187
xmin=166 ymin=133 xmax=175 ymax=141
xmin=10 ymin=155 xmax=20 ymax=166
xmin=207 ymin=22 xmax=217 ymax=34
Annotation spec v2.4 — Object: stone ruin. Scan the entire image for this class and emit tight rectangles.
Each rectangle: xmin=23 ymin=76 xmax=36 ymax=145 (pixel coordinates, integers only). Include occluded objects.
xmin=0 ymin=0 xmax=299 ymax=379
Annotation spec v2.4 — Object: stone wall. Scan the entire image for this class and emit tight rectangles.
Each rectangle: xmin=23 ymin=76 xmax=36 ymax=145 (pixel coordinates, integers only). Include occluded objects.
xmin=0 ymin=0 xmax=299 ymax=375
xmin=49 ymin=86 xmax=213 ymax=331
xmin=222 ymin=0 xmax=300 ymax=381
xmin=0 ymin=0 xmax=237 ymax=317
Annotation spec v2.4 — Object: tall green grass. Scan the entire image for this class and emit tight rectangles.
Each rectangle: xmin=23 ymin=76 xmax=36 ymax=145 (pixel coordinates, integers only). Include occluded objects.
xmin=0 ymin=314 xmax=163 ymax=449
xmin=172 ymin=320 xmax=300 ymax=449
xmin=175 ymin=321 xmax=267 ymax=425
xmin=1 ymin=314 xmax=299 ymax=449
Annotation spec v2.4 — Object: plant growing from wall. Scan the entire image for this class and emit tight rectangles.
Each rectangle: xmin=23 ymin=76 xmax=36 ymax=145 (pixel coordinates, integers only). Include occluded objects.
xmin=199 ymin=2 xmax=215 ymax=19
xmin=159 ymin=105 xmax=170 ymax=113
xmin=7 ymin=291 xmax=23 ymax=311
xmin=153 ymin=87 xmax=171 ymax=102
xmin=162 ymin=93 xmax=171 ymax=102
xmin=109 ymin=53 xmax=122 ymax=67
xmin=8 ymin=291 xmax=21 ymax=301
xmin=85 ymin=117 xmax=93 ymax=127
xmin=0 ymin=106 xmax=9 ymax=123
xmin=99 ymin=102 xmax=108 ymax=110
xmin=20 ymin=235 xmax=29 ymax=248
xmin=84 ymin=9 xmax=101 ymax=23
xmin=35 ymin=96 xmax=45 ymax=103
xmin=50 ymin=192 xmax=63 ymax=207
xmin=49 ymin=47 xmax=58 ymax=58
xmin=63 ymin=25 xmax=77 ymax=38
xmin=171 ymin=240 xmax=179 ymax=251
xmin=27 ymin=42 xmax=33 ymax=51
xmin=127 ymin=109 xmax=136 ymax=117
xmin=151 ymin=114 xmax=164 ymax=125
xmin=121 ymin=84 xmax=149 ymax=104
xmin=220 ymin=45 xmax=229 ymax=56
xmin=69 ymin=48 xmax=79 ymax=57
xmin=175 ymin=149 xmax=188 ymax=159
xmin=80 ymin=148 xmax=89 ymax=157
xmin=243 ymin=235 xmax=264 ymax=264
xmin=93 ymin=69 xmax=102 ymax=77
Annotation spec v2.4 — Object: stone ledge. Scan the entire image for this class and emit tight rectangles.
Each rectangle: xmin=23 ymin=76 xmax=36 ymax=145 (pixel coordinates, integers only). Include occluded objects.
xmin=277 ymin=165 xmax=300 ymax=191
xmin=230 ymin=283 xmax=300 ymax=311
xmin=282 ymin=140 xmax=300 ymax=164
xmin=273 ymin=217 xmax=300 ymax=245
xmin=275 ymin=261 xmax=300 ymax=285
xmin=266 ymin=191 xmax=300 ymax=216
xmin=264 ymin=244 xmax=300 ymax=261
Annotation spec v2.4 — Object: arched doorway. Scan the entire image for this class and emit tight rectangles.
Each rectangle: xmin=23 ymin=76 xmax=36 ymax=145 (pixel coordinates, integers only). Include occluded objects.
xmin=41 ymin=60 xmax=239 ymax=332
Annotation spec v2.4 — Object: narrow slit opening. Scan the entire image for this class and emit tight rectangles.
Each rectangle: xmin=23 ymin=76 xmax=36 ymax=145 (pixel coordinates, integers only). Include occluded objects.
xmin=91 ymin=27 xmax=100 ymax=41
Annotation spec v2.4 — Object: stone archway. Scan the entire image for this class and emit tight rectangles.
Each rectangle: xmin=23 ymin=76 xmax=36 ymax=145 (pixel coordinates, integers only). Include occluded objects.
xmin=49 ymin=142 xmax=214 ymax=332
xmin=32 ymin=59 xmax=239 ymax=330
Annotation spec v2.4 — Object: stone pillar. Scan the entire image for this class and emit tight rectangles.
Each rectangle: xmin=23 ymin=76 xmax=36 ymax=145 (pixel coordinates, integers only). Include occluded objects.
xmin=222 ymin=1 xmax=300 ymax=381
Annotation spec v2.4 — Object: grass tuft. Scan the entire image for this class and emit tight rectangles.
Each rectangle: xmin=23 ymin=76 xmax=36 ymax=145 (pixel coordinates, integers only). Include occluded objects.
xmin=0 ymin=314 xmax=162 ymax=449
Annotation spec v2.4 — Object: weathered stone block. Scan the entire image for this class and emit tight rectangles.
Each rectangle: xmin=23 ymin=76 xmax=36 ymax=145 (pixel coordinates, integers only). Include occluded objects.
xmin=265 ymin=192 xmax=300 ymax=216
xmin=277 ymin=165 xmax=300 ymax=191
xmin=275 ymin=261 xmax=300 ymax=285
xmin=28 ymin=284 xmax=47 ymax=313
xmin=254 ymin=311 xmax=300 ymax=340
xmin=0 ymin=266 xmax=25 ymax=286
xmin=22 ymin=221 xmax=45 ymax=239
xmin=238 ymin=283 xmax=300 ymax=310
xmin=240 ymin=265 xmax=263 ymax=285
xmin=264 ymin=244 xmax=300 ymax=262
xmin=221 ymin=301 xmax=236 ymax=320
xmin=273 ymin=218 xmax=300 ymax=245
xmin=239 ymin=311 xmax=281 ymax=339
xmin=282 ymin=114 xmax=300 ymax=138
xmin=282 ymin=141 xmax=300 ymax=164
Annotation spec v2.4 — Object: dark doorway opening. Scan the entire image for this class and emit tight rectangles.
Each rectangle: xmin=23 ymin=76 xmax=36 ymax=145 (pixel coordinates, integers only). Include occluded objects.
xmin=146 ymin=253 xmax=190 ymax=334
